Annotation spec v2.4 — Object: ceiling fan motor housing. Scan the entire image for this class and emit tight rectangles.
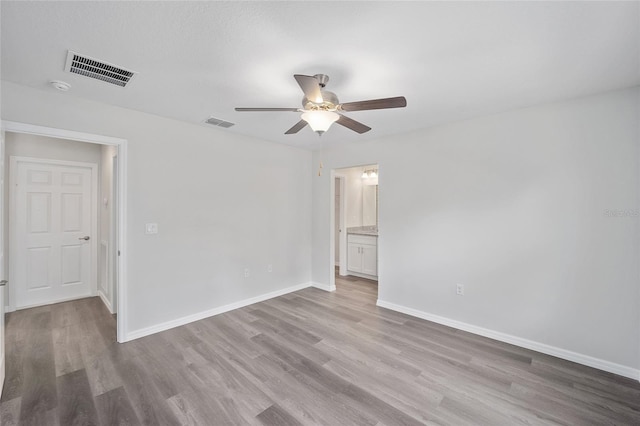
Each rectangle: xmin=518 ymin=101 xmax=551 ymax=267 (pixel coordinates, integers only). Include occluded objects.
xmin=303 ymin=90 xmax=339 ymax=111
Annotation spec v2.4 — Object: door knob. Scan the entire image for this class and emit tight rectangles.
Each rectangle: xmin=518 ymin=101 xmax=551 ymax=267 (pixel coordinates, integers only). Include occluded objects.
xmin=79 ymin=236 xmax=90 ymax=241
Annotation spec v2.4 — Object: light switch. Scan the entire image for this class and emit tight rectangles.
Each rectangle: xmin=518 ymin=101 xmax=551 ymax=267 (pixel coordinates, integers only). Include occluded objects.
xmin=145 ymin=223 xmax=158 ymax=234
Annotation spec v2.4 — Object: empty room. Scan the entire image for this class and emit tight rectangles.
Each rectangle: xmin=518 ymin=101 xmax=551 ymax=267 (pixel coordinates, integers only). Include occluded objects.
xmin=0 ymin=1 xmax=639 ymax=425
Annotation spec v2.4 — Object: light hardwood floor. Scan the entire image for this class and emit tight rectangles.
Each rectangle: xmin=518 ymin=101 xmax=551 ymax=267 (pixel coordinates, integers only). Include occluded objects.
xmin=1 ymin=274 xmax=639 ymax=425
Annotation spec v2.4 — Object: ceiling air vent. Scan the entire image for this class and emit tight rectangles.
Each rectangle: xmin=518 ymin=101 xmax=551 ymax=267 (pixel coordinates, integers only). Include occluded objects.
xmin=205 ymin=116 xmax=235 ymax=128
xmin=64 ymin=50 xmax=137 ymax=88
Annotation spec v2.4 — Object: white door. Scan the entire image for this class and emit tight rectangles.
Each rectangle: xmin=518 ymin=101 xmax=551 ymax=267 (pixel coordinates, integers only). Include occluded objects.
xmin=12 ymin=157 xmax=96 ymax=309
xmin=0 ymin=132 xmax=6 ymax=395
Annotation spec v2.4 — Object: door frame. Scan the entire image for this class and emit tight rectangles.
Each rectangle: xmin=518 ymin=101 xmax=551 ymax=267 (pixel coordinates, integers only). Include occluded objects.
xmin=9 ymin=156 xmax=98 ymax=309
xmin=0 ymin=130 xmax=5 ymax=397
xmin=110 ymin=153 xmax=119 ymax=314
xmin=330 ymin=164 xmax=380 ymax=291
xmin=334 ymin=173 xmax=347 ymax=276
xmin=1 ymin=121 xmax=129 ymax=343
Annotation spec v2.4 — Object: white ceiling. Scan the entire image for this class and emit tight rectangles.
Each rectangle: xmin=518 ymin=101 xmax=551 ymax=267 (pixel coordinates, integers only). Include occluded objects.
xmin=2 ymin=1 xmax=639 ymax=150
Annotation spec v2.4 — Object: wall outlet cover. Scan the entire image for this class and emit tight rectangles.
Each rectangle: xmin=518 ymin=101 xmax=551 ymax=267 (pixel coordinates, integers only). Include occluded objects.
xmin=145 ymin=223 xmax=158 ymax=234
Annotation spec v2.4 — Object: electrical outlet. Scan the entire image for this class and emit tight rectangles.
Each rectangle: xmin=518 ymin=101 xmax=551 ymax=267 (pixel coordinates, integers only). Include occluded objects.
xmin=145 ymin=223 xmax=158 ymax=234
xmin=244 ymin=268 xmax=250 ymax=278
xmin=267 ymin=264 xmax=273 ymax=273
xmin=456 ymin=284 xmax=464 ymax=295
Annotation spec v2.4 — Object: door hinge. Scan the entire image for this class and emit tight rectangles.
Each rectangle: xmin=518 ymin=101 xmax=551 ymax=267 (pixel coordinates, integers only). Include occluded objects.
xmin=118 ymin=250 xmax=121 ymax=256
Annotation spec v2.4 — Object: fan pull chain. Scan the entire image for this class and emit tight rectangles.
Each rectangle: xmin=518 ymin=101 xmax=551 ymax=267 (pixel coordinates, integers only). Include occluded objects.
xmin=318 ymin=139 xmax=324 ymax=176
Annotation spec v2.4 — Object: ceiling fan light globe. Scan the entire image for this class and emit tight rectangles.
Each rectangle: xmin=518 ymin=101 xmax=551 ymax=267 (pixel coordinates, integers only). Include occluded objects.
xmin=301 ymin=110 xmax=339 ymax=133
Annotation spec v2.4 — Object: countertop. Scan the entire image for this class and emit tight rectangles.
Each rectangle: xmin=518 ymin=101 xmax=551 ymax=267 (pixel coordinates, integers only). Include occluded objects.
xmin=347 ymin=226 xmax=378 ymax=237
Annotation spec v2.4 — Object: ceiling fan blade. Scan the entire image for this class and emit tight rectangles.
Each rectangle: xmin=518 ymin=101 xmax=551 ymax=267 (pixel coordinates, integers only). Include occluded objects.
xmin=235 ymin=107 xmax=300 ymax=112
xmin=294 ymin=74 xmax=323 ymax=103
xmin=285 ymin=120 xmax=308 ymax=135
xmin=339 ymin=96 xmax=407 ymax=112
xmin=336 ymin=114 xmax=371 ymax=134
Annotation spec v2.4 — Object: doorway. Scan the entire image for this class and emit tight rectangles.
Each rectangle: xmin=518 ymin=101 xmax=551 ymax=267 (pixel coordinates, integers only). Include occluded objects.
xmin=1 ymin=121 xmax=128 ymax=342
xmin=331 ymin=164 xmax=379 ymax=293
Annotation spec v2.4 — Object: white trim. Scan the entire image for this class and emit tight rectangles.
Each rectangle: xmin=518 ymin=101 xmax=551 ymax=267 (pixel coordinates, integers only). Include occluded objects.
xmin=110 ymin=154 xmax=118 ymax=314
xmin=377 ymin=299 xmax=640 ymax=381
xmin=0 ymin=130 xmax=5 ymax=398
xmin=9 ymin=156 xmax=99 ymax=310
xmin=2 ymin=121 xmax=125 ymax=146
xmin=98 ymin=290 xmax=113 ymax=314
xmin=125 ymin=282 xmax=312 ymax=341
xmin=98 ymin=240 xmax=114 ymax=314
xmin=335 ymin=174 xmax=347 ymax=277
xmin=329 ymin=170 xmax=337 ymax=291
xmin=345 ymin=271 xmax=378 ymax=281
xmin=311 ymin=281 xmax=336 ymax=292
xmin=1 ymin=121 xmax=128 ymax=343
xmin=13 ymin=293 xmax=94 ymax=311
xmin=116 ymin=139 xmax=127 ymax=342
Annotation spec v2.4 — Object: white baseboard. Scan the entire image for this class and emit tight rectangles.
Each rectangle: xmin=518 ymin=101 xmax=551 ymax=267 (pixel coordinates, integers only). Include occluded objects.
xmin=4 ymin=306 xmax=14 ymax=313
xmin=13 ymin=293 xmax=94 ymax=311
xmin=311 ymin=281 xmax=336 ymax=292
xmin=125 ymin=282 xmax=312 ymax=341
xmin=98 ymin=290 xmax=114 ymax=314
xmin=376 ymin=299 xmax=640 ymax=381
xmin=346 ymin=271 xmax=378 ymax=281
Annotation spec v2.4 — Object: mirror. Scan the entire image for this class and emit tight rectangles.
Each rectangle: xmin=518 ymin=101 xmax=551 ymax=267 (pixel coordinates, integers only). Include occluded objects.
xmin=362 ymin=184 xmax=378 ymax=227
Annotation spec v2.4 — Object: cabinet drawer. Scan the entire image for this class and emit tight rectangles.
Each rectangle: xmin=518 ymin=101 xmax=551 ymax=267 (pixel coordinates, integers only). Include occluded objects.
xmin=347 ymin=234 xmax=377 ymax=245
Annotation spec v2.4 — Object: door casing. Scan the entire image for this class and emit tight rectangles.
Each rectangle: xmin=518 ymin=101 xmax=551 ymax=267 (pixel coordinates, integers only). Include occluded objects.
xmin=0 ymin=130 xmax=6 ymax=396
xmin=1 ymin=121 xmax=129 ymax=343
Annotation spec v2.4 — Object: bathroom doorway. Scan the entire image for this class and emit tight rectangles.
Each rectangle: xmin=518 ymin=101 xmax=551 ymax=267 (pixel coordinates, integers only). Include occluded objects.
xmin=331 ymin=164 xmax=379 ymax=292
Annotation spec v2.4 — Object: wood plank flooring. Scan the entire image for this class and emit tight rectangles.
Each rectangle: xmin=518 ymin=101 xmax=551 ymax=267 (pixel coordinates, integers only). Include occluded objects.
xmin=2 ymin=275 xmax=639 ymax=425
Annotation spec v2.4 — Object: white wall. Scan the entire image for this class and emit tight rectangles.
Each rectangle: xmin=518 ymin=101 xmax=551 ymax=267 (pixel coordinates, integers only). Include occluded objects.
xmin=337 ymin=165 xmax=368 ymax=228
xmin=2 ymin=81 xmax=312 ymax=337
xmin=334 ymin=178 xmax=340 ymax=264
xmin=3 ymin=133 xmax=103 ymax=305
xmin=313 ymin=87 xmax=640 ymax=375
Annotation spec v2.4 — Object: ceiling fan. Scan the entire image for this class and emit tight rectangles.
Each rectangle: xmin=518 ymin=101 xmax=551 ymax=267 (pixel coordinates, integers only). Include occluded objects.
xmin=235 ymin=74 xmax=407 ymax=136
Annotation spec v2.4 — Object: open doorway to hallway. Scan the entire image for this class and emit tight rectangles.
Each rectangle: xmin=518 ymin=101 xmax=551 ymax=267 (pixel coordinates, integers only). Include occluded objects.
xmin=5 ymin=132 xmax=119 ymax=315
xmin=332 ymin=164 xmax=378 ymax=295
xmin=1 ymin=121 xmax=127 ymax=343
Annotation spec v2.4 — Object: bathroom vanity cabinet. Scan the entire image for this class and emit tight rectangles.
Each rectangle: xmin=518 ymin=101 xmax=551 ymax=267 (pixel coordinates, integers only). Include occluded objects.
xmin=347 ymin=233 xmax=378 ymax=279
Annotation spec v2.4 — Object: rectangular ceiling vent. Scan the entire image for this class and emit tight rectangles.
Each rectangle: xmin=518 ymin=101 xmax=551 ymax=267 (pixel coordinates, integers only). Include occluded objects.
xmin=64 ymin=50 xmax=137 ymax=88
xmin=205 ymin=116 xmax=235 ymax=128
